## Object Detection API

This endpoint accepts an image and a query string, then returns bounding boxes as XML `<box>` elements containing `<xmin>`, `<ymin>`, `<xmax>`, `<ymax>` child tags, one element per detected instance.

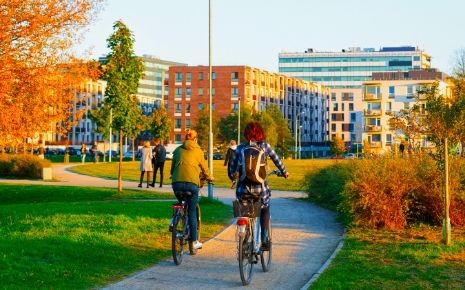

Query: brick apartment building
<box><xmin>166</xmin><ymin>65</ymin><xmax>331</xmax><ymax>157</ymax></box>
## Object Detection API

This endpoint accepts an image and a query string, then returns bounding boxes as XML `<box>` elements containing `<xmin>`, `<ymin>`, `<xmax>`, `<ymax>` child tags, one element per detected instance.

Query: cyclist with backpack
<box><xmin>227</xmin><ymin>121</ymin><xmax>288</xmax><ymax>250</ymax></box>
<box><xmin>170</xmin><ymin>129</ymin><xmax>213</xmax><ymax>250</ymax></box>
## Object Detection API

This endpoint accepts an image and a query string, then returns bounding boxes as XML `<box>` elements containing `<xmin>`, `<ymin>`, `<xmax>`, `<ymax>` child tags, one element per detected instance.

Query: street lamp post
<box><xmin>109</xmin><ymin>108</ymin><xmax>112</xmax><ymax>162</ymax></box>
<box><xmin>237</xmin><ymin>96</ymin><xmax>241</xmax><ymax>144</ymax></box>
<box><xmin>207</xmin><ymin>0</ymin><xmax>214</xmax><ymax>199</ymax></box>
<box><xmin>299</xmin><ymin>125</ymin><xmax>302</xmax><ymax>159</ymax></box>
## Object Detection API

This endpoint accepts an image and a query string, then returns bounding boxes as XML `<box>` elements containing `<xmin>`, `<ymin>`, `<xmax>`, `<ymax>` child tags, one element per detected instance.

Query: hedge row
<box><xmin>305</xmin><ymin>156</ymin><xmax>465</xmax><ymax>229</ymax></box>
<box><xmin>0</xmin><ymin>154</ymin><xmax>51</xmax><ymax>179</ymax></box>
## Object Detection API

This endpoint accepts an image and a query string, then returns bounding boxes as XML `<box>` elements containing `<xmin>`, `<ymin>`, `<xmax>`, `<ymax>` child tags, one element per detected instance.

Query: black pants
<box><xmin>152</xmin><ymin>161</ymin><xmax>165</xmax><ymax>186</ymax></box>
<box><xmin>260</xmin><ymin>205</ymin><xmax>270</xmax><ymax>243</ymax></box>
<box><xmin>139</xmin><ymin>171</ymin><xmax>151</xmax><ymax>186</ymax></box>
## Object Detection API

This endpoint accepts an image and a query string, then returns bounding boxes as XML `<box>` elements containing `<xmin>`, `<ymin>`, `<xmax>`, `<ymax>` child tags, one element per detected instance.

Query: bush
<box><xmin>0</xmin><ymin>154</ymin><xmax>51</xmax><ymax>179</ymax></box>
<box><xmin>305</xmin><ymin>155</ymin><xmax>465</xmax><ymax>229</ymax></box>
<box><xmin>305</xmin><ymin>162</ymin><xmax>354</xmax><ymax>211</ymax></box>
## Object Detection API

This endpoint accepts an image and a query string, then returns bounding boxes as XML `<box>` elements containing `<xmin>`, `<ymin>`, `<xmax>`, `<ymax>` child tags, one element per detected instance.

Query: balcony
<box><xmin>365</xmin><ymin>125</ymin><xmax>382</xmax><ymax>132</ymax></box>
<box><xmin>364</xmin><ymin>109</ymin><xmax>382</xmax><ymax>116</ymax></box>
<box><xmin>363</xmin><ymin>93</ymin><xmax>381</xmax><ymax>101</ymax></box>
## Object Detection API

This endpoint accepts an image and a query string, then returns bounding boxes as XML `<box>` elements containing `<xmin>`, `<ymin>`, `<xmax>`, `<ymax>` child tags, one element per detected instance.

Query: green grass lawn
<box><xmin>70</xmin><ymin>159</ymin><xmax>339</xmax><ymax>191</ymax></box>
<box><xmin>311</xmin><ymin>228</ymin><xmax>465</xmax><ymax>289</ymax></box>
<box><xmin>0</xmin><ymin>184</ymin><xmax>231</xmax><ymax>289</ymax></box>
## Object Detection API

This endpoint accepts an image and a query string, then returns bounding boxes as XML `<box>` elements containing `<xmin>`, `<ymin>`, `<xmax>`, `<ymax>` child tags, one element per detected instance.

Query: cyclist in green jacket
<box><xmin>171</xmin><ymin>129</ymin><xmax>213</xmax><ymax>250</ymax></box>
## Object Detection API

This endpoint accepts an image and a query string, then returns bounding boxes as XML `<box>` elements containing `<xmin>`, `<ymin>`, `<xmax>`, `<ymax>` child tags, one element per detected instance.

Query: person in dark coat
<box><xmin>151</xmin><ymin>138</ymin><xmax>167</xmax><ymax>188</ymax></box>
<box><xmin>224</xmin><ymin>140</ymin><xmax>237</xmax><ymax>167</ymax></box>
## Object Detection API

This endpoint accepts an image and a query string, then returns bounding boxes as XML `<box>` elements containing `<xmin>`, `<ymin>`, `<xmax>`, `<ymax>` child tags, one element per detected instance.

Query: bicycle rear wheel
<box><xmin>260</xmin><ymin>219</ymin><xmax>272</xmax><ymax>272</ymax></box>
<box><xmin>238</xmin><ymin>229</ymin><xmax>254</xmax><ymax>285</ymax></box>
<box><xmin>172</xmin><ymin>214</ymin><xmax>185</xmax><ymax>265</ymax></box>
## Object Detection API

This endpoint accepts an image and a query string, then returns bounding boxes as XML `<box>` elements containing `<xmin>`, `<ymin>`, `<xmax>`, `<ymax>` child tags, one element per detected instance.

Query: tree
<box><xmin>102</xmin><ymin>21</ymin><xmax>144</xmax><ymax>192</ymax></box>
<box><xmin>452</xmin><ymin>48</ymin><xmax>465</xmax><ymax>79</ymax></box>
<box><xmin>193</xmin><ymin>106</ymin><xmax>219</xmax><ymax>149</ymax></box>
<box><xmin>263</xmin><ymin>105</ymin><xmax>293</xmax><ymax>158</ymax></box>
<box><xmin>124</xmin><ymin>97</ymin><xmax>146</xmax><ymax>161</ymax></box>
<box><xmin>218</xmin><ymin>106</ymin><xmax>253</xmax><ymax>146</ymax></box>
<box><xmin>150</xmin><ymin>107</ymin><xmax>172</xmax><ymax>142</ymax></box>
<box><xmin>388</xmin><ymin>102</ymin><xmax>426</xmax><ymax>153</ymax></box>
<box><xmin>0</xmin><ymin>0</ymin><xmax>103</xmax><ymax>149</ymax></box>
<box><xmin>331</xmin><ymin>134</ymin><xmax>346</xmax><ymax>157</ymax></box>
<box><xmin>89</xmin><ymin>104</ymin><xmax>111</xmax><ymax>162</ymax></box>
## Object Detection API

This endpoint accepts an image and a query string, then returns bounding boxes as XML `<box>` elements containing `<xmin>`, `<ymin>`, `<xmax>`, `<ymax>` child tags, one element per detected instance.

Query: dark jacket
<box><xmin>224</xmin><ymin>146</ymin><xmax>237</xmax><ymax>166</ymax></box>
<box><xmin>152</xmin><ymin>144</ymin><xmax>166</xmax><ymax>163</ymax></box>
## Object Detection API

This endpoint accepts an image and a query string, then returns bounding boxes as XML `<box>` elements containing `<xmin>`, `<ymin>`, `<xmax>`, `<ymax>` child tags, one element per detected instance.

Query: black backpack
<box><xmin>239</xmin><ymin>142</ymin><xmax>267</xmax><ymax>184</ymax></box>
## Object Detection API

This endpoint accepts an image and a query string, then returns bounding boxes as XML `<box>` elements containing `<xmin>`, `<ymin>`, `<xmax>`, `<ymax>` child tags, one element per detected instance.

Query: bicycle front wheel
<box><xmin>238</xmin><ymin>229</ymin><xmax>254</xmax><ymax>285</ymax></box>
<box><xmin>260</xmin><ymin>219</ymin><xmax>272</xmax><ymax>272</ymax></box>
<box><xmin>172</xmin><ymin>214</ymin><xmax>185</xmax><ymax>265</ymax></box>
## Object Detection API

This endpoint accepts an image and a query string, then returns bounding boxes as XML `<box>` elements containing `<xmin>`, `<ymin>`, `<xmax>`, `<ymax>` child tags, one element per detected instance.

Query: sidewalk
<box><xmin>0</xmin><ymin>164</ymin><xmax>345</xmax><ymax>289</ymax></box>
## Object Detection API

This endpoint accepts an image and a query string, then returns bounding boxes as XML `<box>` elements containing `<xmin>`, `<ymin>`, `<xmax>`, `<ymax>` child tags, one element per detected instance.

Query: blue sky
<box><xmin>76</xmin><ymin>0</ymin><xmax>465</xmax><ymax>73</ymax></box>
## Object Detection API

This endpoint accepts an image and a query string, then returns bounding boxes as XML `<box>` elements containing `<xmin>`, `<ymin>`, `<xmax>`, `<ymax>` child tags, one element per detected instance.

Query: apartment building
<box><xmin>278</xmin><ymin>46</ymin><xmax>431</xmax><ymax>88</ymax></box>
<box><xmin>362</xmin><ymin>69</ymin><xmax>450</xmax><ymax>154</ymax></box>
<box><xmin>69</xmin><ymin>79</ymin><xmax>107</xmax><ymax>145</ymax></box>
<box><xmin>166</xmin><ymin>65</ymin><xmax>330</xmax><ymax>157</ymax></box>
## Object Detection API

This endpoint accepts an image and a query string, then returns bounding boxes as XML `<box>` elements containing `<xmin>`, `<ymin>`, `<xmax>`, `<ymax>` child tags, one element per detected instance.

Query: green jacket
<box><xmin>170</xmin><ymin>140</ymin><xmax>211</xmax><ymax>186</ymax></box>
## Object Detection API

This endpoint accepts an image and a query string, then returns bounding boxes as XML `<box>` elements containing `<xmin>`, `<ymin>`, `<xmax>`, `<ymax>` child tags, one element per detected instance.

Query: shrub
<box><xmin>0</xmin><ymin>154</ymin><xmax>51</xmax><ymax>179</ymax></box>
<box><xmin>305</xmin><ymin>162</ymin><xmax>354</xmax><ymax>211</ymax></box>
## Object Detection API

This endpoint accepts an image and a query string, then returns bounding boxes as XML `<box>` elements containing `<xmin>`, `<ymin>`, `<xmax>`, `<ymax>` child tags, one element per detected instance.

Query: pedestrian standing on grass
<box><xmin>139</xmin><ymin>141</ymin><xmax>153</xmax><ymax>188</ymax></box>
<box><xmin>224</xmin><ymin>139</ymin><xmax>237</xmax><ymax>167</ymax></box>
<box><xmin>151</xmin><ymin>138</ymin><xmax>166</xmax><ymax>188</ymax></box>
<box><xmin>81</xmin><ymin>144</ymin><xmax>87</xmax><ymax>163</ymax></box>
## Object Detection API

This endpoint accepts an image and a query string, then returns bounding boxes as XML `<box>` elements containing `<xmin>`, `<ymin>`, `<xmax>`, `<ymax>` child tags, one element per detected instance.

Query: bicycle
<box><xmin>233</xmin><ymin>169</ymin><xmax>282</xmax><ymax>285</ymax></box>
<box><xmin>170</xmin><ymin>190</ymin><xmax>202</xmax><ymax>265</ymax></box>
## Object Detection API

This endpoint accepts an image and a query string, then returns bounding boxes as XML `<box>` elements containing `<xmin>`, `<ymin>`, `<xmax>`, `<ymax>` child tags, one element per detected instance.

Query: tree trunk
<box><xmin>118</xmin><ymin>129</ymin><xmax>123</xmax><ymax>192</ymax></box>
<box><xmin>132</xmin><ymin>137</ymin><xmax>135</xmax><ymax>161</ymax></box>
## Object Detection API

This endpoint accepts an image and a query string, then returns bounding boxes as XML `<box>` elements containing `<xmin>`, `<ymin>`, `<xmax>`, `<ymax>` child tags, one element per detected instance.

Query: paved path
<box><xmin>0</xmin><ymin>164</ymin><xmax>345</xmax><ymax>289</ymax></box>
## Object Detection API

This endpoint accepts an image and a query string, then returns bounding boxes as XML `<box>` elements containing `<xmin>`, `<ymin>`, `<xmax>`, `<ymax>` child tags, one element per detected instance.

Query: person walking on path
<box><xmin>228</xmin><ymin>121</ymin><xmax>288</xmax><ymax>249</ymax></box>
<box><xmin>223</xmin><ymin>140</ymin><xmax>237</xmax><ymax>167</ymax></box>
<box><xmin>139</xmin><ymin>141</ymin><xmax>153</xmax><ymax>188</ymax></box>
<box><xmin>91</xmin><ymin>142</ymin><xmax>99</xmax><ymax>163</ymax></box>
<box><xmin>170</xmin><ymin>129</ymin><xmax>213</xmax><ymax>250</ymax></box>
<box><xmin>80</xmin><ymin>144</ymin><xmax>87</xmax><ymax>163</ymax></box>
<box><xmin>150</xmin><ymin>138</ymin><xmax>166</xmax><ymax>188</ymax></box>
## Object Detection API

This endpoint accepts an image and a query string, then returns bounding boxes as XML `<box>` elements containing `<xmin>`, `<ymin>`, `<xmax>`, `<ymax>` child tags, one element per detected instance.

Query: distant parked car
<box><xmin>105</xmin><ymin>150</ymin><xmax>119</xmax><ymax>158</ymax></box>
<box><xmin>213</xmin><ymin>152</ymin><xmax>224</xmax><ymax>160</ymax></box>
<box><xmin>344</xmin><ymin>153</ymin><xmax>356</xmax><ymax>159</ymax></box>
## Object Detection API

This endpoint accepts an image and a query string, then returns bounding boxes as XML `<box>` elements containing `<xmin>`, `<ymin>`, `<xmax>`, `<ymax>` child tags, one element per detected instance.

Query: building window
<box><xmin>198</xmin><ymin>72</ymin><xmax>204</xmax><ymax>80</ymax></box>
<box><xmin>389</xmin><ymin>86</ymin><xmax>395</xmax><ymax>96</ymax></box>
<box><xmin>386</xmin><ymin>134</ymin><xmax>392</xmax><ymax>144</ymax></box>
<box><xmin>186</xmin><ymin>72</ymin><xmax>192</xmax><ymax>82</ymax></box>
<box><xmin>212</xmin><ymin>103</ymin><xmax>216</xmax><ymax>110</ymax></box>
<box><xmin>404</xmin><ymin>102</ymin><xmax>410</xmax><ymax>110</ymax></box>
<box><xmin>350</xmin><ymin>112</ymin><xmax>356</xmax><ymax>122</ymax></box>
<box><xmin>175</xmin><ymin>119</ymin><xmax>182</xmax><ymax>129</ymax></box>
<box><xmin>175</xmin><ymin>87</ymin><xmax>182</xmax><ymax>97</ymax></box>
<box><xmin>342</xmin><ymin>103</ymin><xmax>345</xmax><ymax>111</ymax></box>
<box><xmin>211</xmin><ymin>88</ymin><xmax>215</xmax><ymax>96</ymax></box>
<box><xmin>175</xmin><ymin>72</ymin><xmax>182</xmax><ymax>82</ymax></box>
<box><xmin>175</xmin><ymin>103</ymin><xmax>182</xmax><ymax>113</ymax></box>
<box><xmin>175</xmin><ymin>134</ymin><xmax>182</xmax><ymax>143</ymax></box>
<box><xmin>198</xmin><ymin>88</ymin><xmax>204</xmax><ymax>96</ymax></box>
<box><xmin>231</xmin><ymin>87</ymin><xmax>238</xmax><ymax>98</ymax></box>
<box><xmin>186</xmin><ymin>87</ymin><xmax>191</xmax><ymax>97</ymax></box>
<box><xmin>331</xmin><ymin>124</ymin><xmax>336</xmax><ymax>131</ymax></box>
<box><xmin>331</xmin><ymin>93</ymin><xmax>336</xmax><ymax>101</ymax></box>
<box><xmin>413</xmin><ymin>56</ymin><xmax>420</xmax><ymax>61</ymax></box>
<box><xmin>332</xmin><ymin>103</ymin><xmax>338</xmax><ymax>111</ymax></box>
<box><xmin>349</xmin><ymin>103</ymin><xmax>354</xmax><ymax>111</ymax></box>
<box><xmin>212</xmin><ymin>72</ymin><xmax>216</xmax><ymax>80</ymax></box>
<box><xmin>186</xmin><ymin>119</ymin><xmax>191</xmax><ymax>129</ymax></box>
<box><xmin>231</xmin><ymin>72</ymin><xmax>239</xmax><ymax>82</ymax></box>
<box><xmin>186</xmin><ymin>103</ymin><xmax>191</xmax><ymax>113</ymax></box>
<box><xmin>407</xmin><ymin>85</ymin><xmax>414</xmax><ymax>96</ymax></box>
<box><xmin>198</xmin><ymin>103</ymin><xmax>204</xmax><ymax>110</ymax></box>
<box><xmin>232</xmin><ymin>103</ymin><xmax>239</xmax><ymax>111</ymax></box>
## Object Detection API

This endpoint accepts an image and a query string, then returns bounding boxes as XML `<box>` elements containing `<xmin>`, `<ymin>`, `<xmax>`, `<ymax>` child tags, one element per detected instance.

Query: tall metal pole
<box><xmin>109</xmin><ymin>108</ymin><xmax>112</xmax><ymax>162</ymax></box>
<box><xmin>207</xmin><ymin>0</ymin><xmax>214</xmax><ymax>199</ymax></box>
<box><xmin>237</xmin><ymin>96</ymin><xmax>241</xmax><ymax>143</ymax></box>
<box><xmin>294</xmin><ymin>116</ymin><xmax>298</xmax><ymax>159</ymax></box>
<box><xmin>299</xmin><ymin>126</ymin><xmax>302</xmax><ymax>159</ymax></box>
<box><xmin>442</xmin><ymin>137</ymin><xmax>451</xmax><ymax>245</ymax></box>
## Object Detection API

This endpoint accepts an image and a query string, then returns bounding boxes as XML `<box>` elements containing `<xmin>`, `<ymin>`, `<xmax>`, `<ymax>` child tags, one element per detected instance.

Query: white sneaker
<box><xmin>192</xmin><ymin>240</ymin><xmax>203</xmax><ymax>249</ymax></box>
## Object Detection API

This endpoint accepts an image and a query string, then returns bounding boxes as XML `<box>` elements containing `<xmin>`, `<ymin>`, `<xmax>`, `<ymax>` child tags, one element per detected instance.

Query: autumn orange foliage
<box><xmin>0</xmin><ymin>0</ymin><xmax>103</xmax><ymax>149</ymax></box>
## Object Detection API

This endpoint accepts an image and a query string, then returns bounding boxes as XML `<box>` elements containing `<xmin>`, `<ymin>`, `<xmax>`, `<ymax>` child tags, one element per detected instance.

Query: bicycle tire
<box><xmin>260</xmin><ymin>219</ymin><xmax>272</xmax><ymax>272</ymax></box>
<box><xmin>238</xmin><ymin>228</ymin><xmax>254</xmax><ymax>285</ymax></box>
<box><xmin>172</xmin><ymin>213</ymin><xmax>185</xmax><ymax>265</ymax></box>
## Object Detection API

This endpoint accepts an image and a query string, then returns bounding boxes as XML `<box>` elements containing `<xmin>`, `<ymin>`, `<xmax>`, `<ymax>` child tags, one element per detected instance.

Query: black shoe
<box><xmin>137</xmin><ymin>184</ymin><xmax>142</xmax><ymax>188</ymax></box>
<box><xmin>147</xmin><ymin>185</ymin><xmax>150</xmax><ymax>188</ymax></box>
<box><xmin>150</xmin><ymin>183</ymin><xmax>155</xmax><ymax>187</ymax></box>
<box><xmin>159</xmin><ymin>185</ymin><xmax>163</xmax><ymax>188</ymax></box>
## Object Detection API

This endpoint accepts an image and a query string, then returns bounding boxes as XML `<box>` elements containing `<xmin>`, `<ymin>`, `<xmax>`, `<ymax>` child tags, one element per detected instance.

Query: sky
<box><xmin>76</xmin><ymin>0</ymin><xmax>465</xmax><ymax>74</ymax></box>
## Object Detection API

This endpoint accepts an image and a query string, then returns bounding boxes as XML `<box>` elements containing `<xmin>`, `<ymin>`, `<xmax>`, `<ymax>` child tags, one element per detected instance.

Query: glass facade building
<box><xmin>278</xmin><ymin>46</ymin><xmax>431</xmax><ymax>88</ymax></box>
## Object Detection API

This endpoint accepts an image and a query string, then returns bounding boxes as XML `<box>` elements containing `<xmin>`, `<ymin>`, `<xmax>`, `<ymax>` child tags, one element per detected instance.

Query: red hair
<box><xmin>244</xmin><ymin>122</ymin><xmax>265</xmax><ymax>142</ymax></box>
